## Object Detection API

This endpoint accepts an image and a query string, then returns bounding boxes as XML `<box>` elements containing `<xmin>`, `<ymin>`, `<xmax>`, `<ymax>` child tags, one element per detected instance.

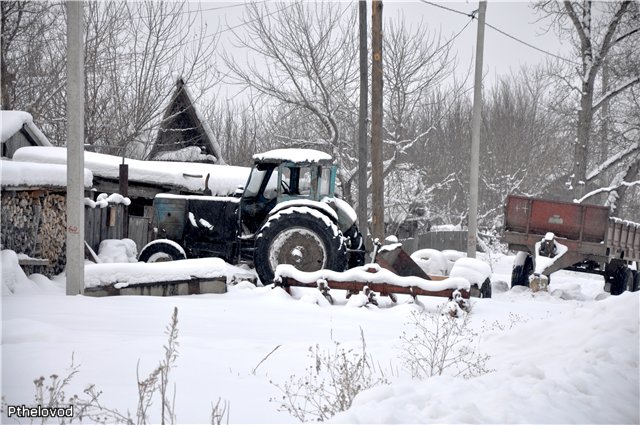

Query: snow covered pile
<box><xmin>1</xmin><ymin>250</ymin><xmax>62</xmax><ymax>295</ymax></box>
<box><xmin>96</xmin><ymin>239</ymin><xmax>138</xmax><ymax>263</ymax></box>
<box><xmin>332</xmin><ymin>292</ymin><xmax>639</xmax><ymax>424</ymax></box>
<box><xmin>85</xmin><ymin>257</ymin><xmax>256</xmax><ymax>288</ymax></box>
<box><xmin>85</xmin><ymin>193</ymin><xmax>131</xmax><ymax>208</ymax></box>
<box><xmin>411</xmin><ymin>248</ymin><xmax>451</xmax><ymax>276</ymax></box>
<box><xmin>449</xmin><ymin>257</ymin><xmax>492</xmax><ymax>286</ymax></box>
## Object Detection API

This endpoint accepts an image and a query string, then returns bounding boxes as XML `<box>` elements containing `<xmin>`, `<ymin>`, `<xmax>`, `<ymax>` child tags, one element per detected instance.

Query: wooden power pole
<box><xmin>357</xmin><ymin>0</ymin><xmax>369</xmax><ymax>246</ymax></box>
<box><xmin>66</xmin><ymin>0</ymin><xmax>85</xmax><ymax>295</ymax></box>
<box><xmin>467</xmin><ymin>1</ymin><xmax>487</xmax><ymax>258</ymax></box>
<box><xmin>371</xmin><ymin>0</ymin><xmax>384</xmax><ymax>241</ymax></box>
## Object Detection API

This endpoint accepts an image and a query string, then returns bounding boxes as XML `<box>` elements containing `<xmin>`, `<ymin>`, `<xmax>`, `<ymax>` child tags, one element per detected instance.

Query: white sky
<box><xmin>197</xmin><ymin>1</ymin><xmax>572</xmax><ymax>102</ymax></box>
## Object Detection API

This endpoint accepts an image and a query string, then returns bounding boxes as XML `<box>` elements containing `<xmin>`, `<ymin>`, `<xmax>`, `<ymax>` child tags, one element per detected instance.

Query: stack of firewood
<box><xmin>1</xmin><ymin>192</ymin><xmax>39</xmax><ymax>251</ymax></box>
<box><xmin>37</xmin><ymin>194</ymin><xmax>67</xmax><ymax>274</ymax></box>
<box><xmin>1</xmin><ymin>191</ymin><xmax>67</xmax><ymax>275</ymax></box>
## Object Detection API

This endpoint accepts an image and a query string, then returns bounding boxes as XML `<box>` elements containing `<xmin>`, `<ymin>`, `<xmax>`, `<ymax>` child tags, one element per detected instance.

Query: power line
<box><xmin>132</xmin><ymin>2</ymin><xmax>248</xmax><ymax>21</ymax></box>
<box><xmin>420</xmin><ymin>1</ymin><xmax>473</xmax><ymax>19</ymax></box>
<box><xmin>419</xmin><ymin>0</ymin><xmax>578</xmax><ymax>65</ymax></box>
<box><xmin>484</xmin><ymin>22</ymin><xmax>579</xmax><ymax>65</ymax></box>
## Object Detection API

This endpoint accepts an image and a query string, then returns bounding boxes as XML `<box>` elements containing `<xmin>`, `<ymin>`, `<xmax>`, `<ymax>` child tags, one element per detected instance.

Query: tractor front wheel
<box><xmin>138</xmin><ymin>239</ymin><xmax>187</xmax><ymax>263</ymax></box>
<box><xmin>254</xmin><ymin>208</ymin><xmax>347</xmax><ymax>285</ymax></box>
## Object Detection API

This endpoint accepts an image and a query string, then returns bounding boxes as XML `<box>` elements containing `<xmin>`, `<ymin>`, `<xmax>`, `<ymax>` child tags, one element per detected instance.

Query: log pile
<box><xmin>1</xmin><ymin>190</ymin><xmax>67</xmax><ymax>276</ymax></box>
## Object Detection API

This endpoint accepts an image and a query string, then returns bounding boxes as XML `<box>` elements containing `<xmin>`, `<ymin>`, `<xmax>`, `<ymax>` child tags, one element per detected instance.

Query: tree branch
<box><xmin>592</xmin><ymin>75</ymin><xmax>640</xmax><ymax>112</ymax></box>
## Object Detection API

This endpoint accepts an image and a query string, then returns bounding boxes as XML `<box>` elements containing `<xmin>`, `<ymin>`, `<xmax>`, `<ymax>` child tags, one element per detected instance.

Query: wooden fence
<box><xmin>85</xmin><ymin>205</ymin><xmax>152</xmax><ymax>254</ymax></box>
<box><xmin>401</xmin><ymin>231</ymin><xmax>483</xmax><ymax>254</ymax></box>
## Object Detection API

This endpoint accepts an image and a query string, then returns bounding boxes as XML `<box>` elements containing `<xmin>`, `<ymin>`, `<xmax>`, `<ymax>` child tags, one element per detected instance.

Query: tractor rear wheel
<box><xmin>255</xmin><ymin>208</ymin><xmax>347</xmax><ymax>285</ymax></box>
<box><xmin>139</xmin><ymin>239</ymin><xmax>187</xmax><ymax>263</ymax></box>
<box><xmin>511</xmin><ymin>252</ymin><xmax>533</xmax><ymax>288</ymax></box>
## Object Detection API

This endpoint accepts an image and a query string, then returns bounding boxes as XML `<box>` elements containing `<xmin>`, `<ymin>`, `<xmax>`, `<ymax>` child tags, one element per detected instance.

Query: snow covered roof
<box><xmin>1</xmin><ymin>159</ymin><xmax>92</xmax><ymax>189</ymax></box>
<box><xmin>13</xmin><ymin>146</ymin><xmax>250</xmax><ymax>196</ymax></box>
<box><xmin>253</xmin><ymin>149</ymin><xmax>332</xmax><ymax>164</ymax></box>
<box><xmin>1</xmin><ymin>110</ymin><xmax>52</xmax><ymax>146</ymax></box>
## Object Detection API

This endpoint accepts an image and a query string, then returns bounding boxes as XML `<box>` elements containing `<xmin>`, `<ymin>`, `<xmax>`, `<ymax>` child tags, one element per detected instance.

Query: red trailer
<box><xmin>502</xmin><ymin>195</ymin><xmax>639</xmax><ymax>295</ymax></box>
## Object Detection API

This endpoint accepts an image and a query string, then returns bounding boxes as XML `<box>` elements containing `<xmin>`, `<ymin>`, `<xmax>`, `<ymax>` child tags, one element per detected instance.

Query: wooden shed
<box><xmin>1</xmin><ymin>110</ymin><xmax>52</xmax><ymax>158</ymax></box>
<box><xmin>148</xmin><ymin>78</ymin><xmax>225</xmax><ymax>164</ymax></box>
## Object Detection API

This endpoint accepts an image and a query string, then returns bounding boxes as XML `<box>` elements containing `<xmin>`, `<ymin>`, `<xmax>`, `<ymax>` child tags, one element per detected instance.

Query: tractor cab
<box><xmin>240</xmin><ymin>150</ymin><xmax>337</xmax><ymax>234</ymax></box>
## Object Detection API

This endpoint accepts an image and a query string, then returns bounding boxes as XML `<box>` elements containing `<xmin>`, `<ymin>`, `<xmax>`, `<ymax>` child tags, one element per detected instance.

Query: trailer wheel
<box><xmin>255</xmin><ymin>209</ymin><xmax>347</xmax><ymax>285</ymax></box>
<box><xmin>138</xmin><ymin>239</ymin><xmax>187</xmax><ymax>262</ymax></box>
<box><xmin>632</xmin><ymin>270</ymin><xmax>639</xmax><ymax>292</ymax></box>
<box><xmin>480</xmin><ymin>278</ymin><xmax>492</xmax><ymax>298</ymax></box>
<box><xmin>610</xmin><ymin>266</ymin><xmax>633</xmax><ymax>296</ymax></box>
<box><xmin>511</xmin><ymin>252</ymin><xmax>533</xmax><ymax>288</ymax></box>
<box><xmin>470</xmin><ymin>278</ymin><xmax>492</xmax><ymax>298</ymax></box>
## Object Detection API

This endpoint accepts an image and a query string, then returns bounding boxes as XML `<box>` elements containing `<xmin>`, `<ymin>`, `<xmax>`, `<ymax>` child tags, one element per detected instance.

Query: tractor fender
<box><xmin>268</xmin><ymin>199</ymin><xmax>338</xmax><ymax>226</ymax></box>
<box><xmin>323</xmin><ymin>196</ymin><xmax>358</xmax><ymax>232</ymax></box>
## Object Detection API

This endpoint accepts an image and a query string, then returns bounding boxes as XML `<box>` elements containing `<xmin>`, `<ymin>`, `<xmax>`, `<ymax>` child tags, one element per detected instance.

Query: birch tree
<box><xmin>537</xmin><ymin>1</ymin><xmax>640</xmax><ymax>206</ymax></box>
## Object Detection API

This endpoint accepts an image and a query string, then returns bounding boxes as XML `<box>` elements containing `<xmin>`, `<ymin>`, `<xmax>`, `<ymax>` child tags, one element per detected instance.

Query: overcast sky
<box><xmin>199</xmin><ymin>1</ymin><xmax>572</xmax><ymax>101</ymax></box>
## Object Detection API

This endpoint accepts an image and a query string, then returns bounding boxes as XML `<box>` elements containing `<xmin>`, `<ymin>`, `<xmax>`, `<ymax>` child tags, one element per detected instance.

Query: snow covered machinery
<box><xmin>502</xmin><ymin>195</ymin><xmax>640</xmax><ymax>295</ymax></box>
<box><xmin>138</xmin><ymin>149</ymin><xmax>365</xmax><ymax>285</ymax></box>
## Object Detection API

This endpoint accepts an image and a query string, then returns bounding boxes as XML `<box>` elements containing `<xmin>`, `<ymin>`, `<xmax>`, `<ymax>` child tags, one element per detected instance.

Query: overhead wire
<box><xmin>132</xmin><ymin>2</ymin><xmax>248</xmax><ymax>21</ymax></box>
<box><xmin>419</xmin><ymin>0</ymin><xmax>579</xmax><ymax>65</ymax></box>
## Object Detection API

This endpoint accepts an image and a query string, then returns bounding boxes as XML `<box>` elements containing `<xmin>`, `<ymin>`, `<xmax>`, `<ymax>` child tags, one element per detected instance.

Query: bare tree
<box><xmin>96</xmin><ymin>1</ymin><xmax>219</xmax><ymax>158</ymax></box>
<box><xmin>1</xmin><ymin>1</ymin><xmax>219</xmax><ymax>159</ymax></box>
<box><xmin>536</xmin><ymin>1</ymin><xmax>640</xmax><ymax>203</ymax></box>
<box><xmin>478</xmin><ymin>66</ymin><xmax>568</xmax><ymax>227</ymax></box>
<box><xmin>380</xmin><ymin>17</ymin><xmax>462</xmax><ymax>235</ymax></box>
<box><xmin>1</xmin><ymin>1</ymin><xmax>65</xmax><ymax>138</ymax></box>
<box><xmin>224</xmin><ymin>1</ymin><xmax>360</xmax><ymax>201</ymax></box>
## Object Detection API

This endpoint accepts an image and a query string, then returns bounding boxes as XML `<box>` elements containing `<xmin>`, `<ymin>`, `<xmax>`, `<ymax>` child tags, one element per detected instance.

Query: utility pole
<box><xmin>357</xmin><ymin>0</ymin><xmax>369</xmax><ymax>246</ymax></box>
<box><xmin>371</xmin><ymin>0</ymin><xmax>384</xmax><ymax>241</ymax></box>
<box><xmin>467</xmin><ymin>0</ymin><xmax>487</xmax><ymax>259</ymax></box>
<box><xmin>66</xmin><ymin>0</ymin><xmax>84</xmax><ymax>295</ymax></box>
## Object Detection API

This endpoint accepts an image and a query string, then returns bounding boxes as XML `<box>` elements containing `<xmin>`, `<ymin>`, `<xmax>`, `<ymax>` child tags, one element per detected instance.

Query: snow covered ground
<box><xmin>2</xmin><ymin>250</ymin><xmax>639</xmax><ymax>424</ymax></box>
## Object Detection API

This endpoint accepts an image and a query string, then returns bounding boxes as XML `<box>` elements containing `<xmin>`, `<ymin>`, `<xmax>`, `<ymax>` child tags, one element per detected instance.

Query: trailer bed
<box><xmin>503</xmin><ymin>195</ymin><xmax>640</xmax><ymax>264</ymax></box>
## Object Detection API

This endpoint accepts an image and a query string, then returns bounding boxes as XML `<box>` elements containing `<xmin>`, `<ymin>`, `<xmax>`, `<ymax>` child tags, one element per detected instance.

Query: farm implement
<box><xmin>273</xmin><ymin>242</ymin><xmax>490</xmax><ymax>307</ymax></box>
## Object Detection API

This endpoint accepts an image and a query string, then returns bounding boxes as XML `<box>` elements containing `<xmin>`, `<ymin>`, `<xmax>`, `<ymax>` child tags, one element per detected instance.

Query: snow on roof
<box><xmin>1</xmin><ymin>159</ymin><xmax>92</xmax><ymax>188</ymax></box>
<box><xmin>1</xmin><ymin>110</ymin><xmax>52</xmax><ymax>146</ymax></box>
<box><xmin>13</xmin><ymin>146</ymin><xmax>250</xmax><ymax>195</ymax></box>
<box><xmin>253</xmin><ymin>149</ymin><xmax>332</xmax><ymax>163</ymax></box>
<box><xmin>152</xmin><ymin>146</ymin><xmax>218</xmax><ymax>163</ymax></box>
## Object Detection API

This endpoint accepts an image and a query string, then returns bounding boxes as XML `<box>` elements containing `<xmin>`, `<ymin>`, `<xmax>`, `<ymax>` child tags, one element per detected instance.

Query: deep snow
<box><xmin>1</xmin><ymin>249</ymin><xmax>639</xmax><ymax>424</ymax></box>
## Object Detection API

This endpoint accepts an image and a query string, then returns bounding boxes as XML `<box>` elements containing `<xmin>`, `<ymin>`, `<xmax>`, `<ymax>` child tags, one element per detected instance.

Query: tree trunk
<box><xmin>371</xmin><ymin>0</ymin><xmax>384</xmax><ymax>240</ymax></box>
<box><xmin>613</xmin><ymin>158</ymin><xmax>640</xmax><ymax>217</ymax></box>
<box><xmin>572</xmin><ymin>82</ymin><xmax>594</xmax><ymax>200</ymax></box>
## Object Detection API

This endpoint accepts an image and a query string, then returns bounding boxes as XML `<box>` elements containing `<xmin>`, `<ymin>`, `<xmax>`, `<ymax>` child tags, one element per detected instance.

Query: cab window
<box><xmin>317</xmin><ymin>167</ymin><xmax>332</xmax><ymax>196</ymax></box>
